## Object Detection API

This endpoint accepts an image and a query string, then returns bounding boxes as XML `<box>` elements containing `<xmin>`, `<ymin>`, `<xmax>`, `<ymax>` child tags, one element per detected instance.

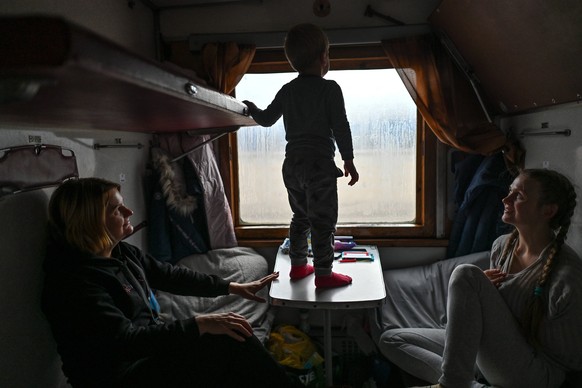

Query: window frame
<box><xmin>222</xmin><ymin>44</ymin><xmax>440</xmax><ymax>246</ymax></box>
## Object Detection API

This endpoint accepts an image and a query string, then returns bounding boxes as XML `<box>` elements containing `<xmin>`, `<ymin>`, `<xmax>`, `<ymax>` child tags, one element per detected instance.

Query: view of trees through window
<box><xmin>235</xmin><ymin>68</ymin><xmax>417</xmax><ymax>225</ymax></box>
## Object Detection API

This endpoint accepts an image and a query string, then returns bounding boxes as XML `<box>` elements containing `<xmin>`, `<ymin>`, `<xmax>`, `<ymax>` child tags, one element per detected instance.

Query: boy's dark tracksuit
<box><xmin>248</xmin><ymin>74</ymin><xmax>354</xmax><ymax>275</ymax></box>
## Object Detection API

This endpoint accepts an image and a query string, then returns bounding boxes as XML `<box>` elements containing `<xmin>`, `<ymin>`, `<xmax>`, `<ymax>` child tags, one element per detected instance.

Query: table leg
<box><xmin>324</xmin><ymin>309</ymin><xmax>333</xmax><ymax>387</ymax></box>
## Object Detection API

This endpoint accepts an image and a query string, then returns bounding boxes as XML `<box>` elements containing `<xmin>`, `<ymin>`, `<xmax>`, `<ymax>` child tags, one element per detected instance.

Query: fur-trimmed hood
<box><xmin>150</xmin><ymin>147</ymin><xmax>197</xmax><ymax>216</ymax></box>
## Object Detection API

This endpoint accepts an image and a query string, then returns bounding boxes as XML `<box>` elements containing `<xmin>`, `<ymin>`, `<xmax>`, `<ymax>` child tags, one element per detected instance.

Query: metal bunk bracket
<box><xmin>436</xmin><ymin>30</ymin><xmax>494</xmax><ymax>123</ymax></box>
<box><xmin>170</xmin><ymin>132</ymin><xmax>230</xmax><ymax>163</ymax></box>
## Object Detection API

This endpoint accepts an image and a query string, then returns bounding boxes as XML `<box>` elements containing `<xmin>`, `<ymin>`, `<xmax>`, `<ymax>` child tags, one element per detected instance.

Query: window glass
<box><xmin>235</xmin><ymin>68</ymin><xmax>417</xmax><ymax>226</ymax></box>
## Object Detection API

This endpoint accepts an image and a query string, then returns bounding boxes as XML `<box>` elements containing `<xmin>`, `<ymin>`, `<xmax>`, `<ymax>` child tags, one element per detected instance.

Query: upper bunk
<box><xmin>0</xmin><ymin>16</ymin><xmax>256</xmax><ymax>135</ymax></box>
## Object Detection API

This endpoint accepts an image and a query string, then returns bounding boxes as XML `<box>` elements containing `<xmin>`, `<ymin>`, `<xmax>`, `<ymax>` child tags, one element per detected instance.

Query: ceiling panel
<box><xmin>430</xmin><ymin>0</ymin><xmax>582</xmax><ymax>114</ymax></box>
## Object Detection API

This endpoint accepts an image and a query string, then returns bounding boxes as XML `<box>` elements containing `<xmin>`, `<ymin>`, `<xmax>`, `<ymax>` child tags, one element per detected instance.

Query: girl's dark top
<box><xmin>41</xmin><ymin>240</ymin><xmax>230</xmax><ymax>387</ymax></box>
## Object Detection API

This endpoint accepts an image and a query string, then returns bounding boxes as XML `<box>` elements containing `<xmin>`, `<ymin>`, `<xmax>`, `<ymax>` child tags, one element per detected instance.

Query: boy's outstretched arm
<box><xmin>242</xmin><ymin>98</ymin><xmax>283</xmax><ymax>127</ymax></box>
<box><xmin>343</xmin><ymin>159</ymin><xmax>359</xmax><ymax>186</ymax></box>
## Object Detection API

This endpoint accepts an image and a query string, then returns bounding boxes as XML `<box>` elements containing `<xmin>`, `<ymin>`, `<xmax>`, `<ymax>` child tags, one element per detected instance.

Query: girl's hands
<box><xmin>484</xmin><ymin>268</ymin><xmax>507</xmax><ymax>287</ymax></box>
<box><xmin>228</xmin><ymin>272</ymin><xmax>280</xmax><ymax>303</ymax></box>
<box><xmin>196</xmin><ymin>312</ymin><xmax>253</xmax><ymax>342</ymax></box>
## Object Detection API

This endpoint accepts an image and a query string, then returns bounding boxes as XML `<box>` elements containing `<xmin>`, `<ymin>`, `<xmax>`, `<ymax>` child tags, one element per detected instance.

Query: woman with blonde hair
<box><xmin>42</xmin><ymin>177</ymin><xmax>296</xmax><ymax>388</ymax></box>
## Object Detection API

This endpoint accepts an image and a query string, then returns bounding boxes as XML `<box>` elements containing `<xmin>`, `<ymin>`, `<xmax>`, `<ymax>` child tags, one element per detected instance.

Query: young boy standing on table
<box><xmin>244</xmin><ymin>23</ymin><xmax>359</xmax><ymax>289</ymax></box>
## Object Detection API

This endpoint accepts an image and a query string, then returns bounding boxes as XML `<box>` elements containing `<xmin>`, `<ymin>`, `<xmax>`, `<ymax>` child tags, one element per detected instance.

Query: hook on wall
<box><xmin>93</xmin><ymin>143</ymin><xmax>144</xmax><ymax>150</ymax></box>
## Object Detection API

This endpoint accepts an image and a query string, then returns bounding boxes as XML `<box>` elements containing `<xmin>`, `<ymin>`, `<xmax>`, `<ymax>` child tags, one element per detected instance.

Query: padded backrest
<box><xmin>0</xmin><ymin>190</ymin><xmax>71</xmax><ymax>388</ymax></box>
<box><xmin>376</xmin><ymin>250</ymin><xmax>490</xmax><ymax>332</ymax></box>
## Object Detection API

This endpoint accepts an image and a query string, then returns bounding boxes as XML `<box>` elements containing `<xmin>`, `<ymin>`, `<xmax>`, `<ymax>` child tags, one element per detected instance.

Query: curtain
<box><xmin>191</xmin><ymin>42</ymin><xmax>256</xmax><ymax>248</ymax></box>
<box><xmin>382</xmin><ymin>34</ymin><xmax>523</xmax><ymax>167</ymax></box>
<box><xmin>382</xmin><ymin>35</ymin><xmax>523</xmax><ymax>257</ymax></box>
<box><xmin>201</xmin><ymin>42</ymin><xmax>256</xmax><ymax>94</ymax></box>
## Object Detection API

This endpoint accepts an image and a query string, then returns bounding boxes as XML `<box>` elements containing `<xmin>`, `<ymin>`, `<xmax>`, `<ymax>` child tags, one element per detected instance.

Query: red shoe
<box><xmin>315</xmin><ymin>272</ymin><xmax>352</xmax><ymax>288</ymax></box>
<box><xmin>289</xmin><ymin>264</ymin><xmax>315</xmax><ymax>280</ymax></box>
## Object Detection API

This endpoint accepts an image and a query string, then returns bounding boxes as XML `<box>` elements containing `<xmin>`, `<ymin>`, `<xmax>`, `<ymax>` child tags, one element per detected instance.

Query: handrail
<box><xmin>519</xmin><ymin>129</ymin><xmax>571</xmax><ymax>137</ymax></box>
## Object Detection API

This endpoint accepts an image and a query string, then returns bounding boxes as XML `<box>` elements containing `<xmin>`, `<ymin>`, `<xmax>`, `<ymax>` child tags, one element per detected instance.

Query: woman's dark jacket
<box><xmin>41</xmin><ymin>240</ymin><xmax>230</xmax><ymax>387</ymax></box>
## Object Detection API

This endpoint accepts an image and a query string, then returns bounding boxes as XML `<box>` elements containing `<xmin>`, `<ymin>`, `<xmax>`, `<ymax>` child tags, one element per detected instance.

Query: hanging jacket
<box><xmin>146</xmin><ymin>147</ymin><xmax>210</xmax><ymax>263</ymax></box>
<box><xmin>447</xmin><ymin>152</ymin><xmax>513</xmax><ymax>258</ymax></box>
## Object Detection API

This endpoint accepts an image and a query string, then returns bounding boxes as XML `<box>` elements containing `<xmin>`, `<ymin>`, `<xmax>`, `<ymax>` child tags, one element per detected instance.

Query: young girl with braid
<box><xmin>413</xmin><ymin>169</ymin><xmax>582</xmax><ymax>388</ymax></box>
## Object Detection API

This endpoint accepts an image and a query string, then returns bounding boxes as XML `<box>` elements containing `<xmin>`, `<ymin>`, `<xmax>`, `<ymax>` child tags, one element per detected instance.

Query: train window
<box><xmin>230</xmin><ymin>49</ymin><xmax>437</xmax><ymax>244</ymax></box>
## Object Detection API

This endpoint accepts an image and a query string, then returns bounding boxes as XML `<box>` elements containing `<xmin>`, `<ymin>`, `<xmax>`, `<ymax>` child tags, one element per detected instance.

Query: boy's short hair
<box><xmin>284</xmin><ymin>23</ymin><xmax>329</xmax><ymax>73</ymax></box>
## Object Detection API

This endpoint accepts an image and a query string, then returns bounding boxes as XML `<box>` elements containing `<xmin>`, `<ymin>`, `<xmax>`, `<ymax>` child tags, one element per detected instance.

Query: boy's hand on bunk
<box><xmin>344</xmin><ymin>159</ymin><xmax>359</xmax><ymax>186</ymax></box>
<box><xmin>229</xmin><ymin>272</ymin><xmax>280</xmax><ymax>303</ymax></box>
<box><xmin>242</xmin><ymin>100</ymin><xmax>258</xmax><ymax>114</ymax></box>
<box><xmin>196</xmin><ymin>312</ymin><xmax>253</xmax><ymax>342</ymax></box>
<box><xmin>484</xmin><ymin>268</ymin><xmax>507</xmax><ymax>287</ymax></box>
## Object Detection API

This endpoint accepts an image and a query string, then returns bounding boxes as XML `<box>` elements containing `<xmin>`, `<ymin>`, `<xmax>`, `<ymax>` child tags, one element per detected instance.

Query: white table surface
<box><xmin>269</xmin><ymin>245</ymin><xmax>386</xmax><ymax>309</ymax></box>
<box><xmin>269</xmin><ymin>245</ymin><xmax>386</xmax><ymax>387</ymax></box>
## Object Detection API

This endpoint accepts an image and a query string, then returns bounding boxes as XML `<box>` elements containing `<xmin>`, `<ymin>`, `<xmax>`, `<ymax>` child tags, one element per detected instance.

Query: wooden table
<box><xmin>269</xmin><ymin>245</ymin><xmax>386</xmax><ymax>387</ymax></box>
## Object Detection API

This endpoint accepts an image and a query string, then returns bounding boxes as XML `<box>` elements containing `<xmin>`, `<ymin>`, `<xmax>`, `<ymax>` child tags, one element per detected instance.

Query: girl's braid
<box><xmin>498</xmin><ymin>229</ymin><xmax>519</xmax><ymax>268</ymax></box>
<box><xmin>520</xmin><ymin>169</ymin><xmax>577</xmax><ymax>345</ymax></box>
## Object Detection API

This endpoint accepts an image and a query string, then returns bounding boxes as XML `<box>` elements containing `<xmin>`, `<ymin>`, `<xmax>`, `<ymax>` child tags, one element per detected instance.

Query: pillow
<box><xmin>155</xmin><ymin>247</ymin><xmax>274</xmax><ymax>342</ymax></box>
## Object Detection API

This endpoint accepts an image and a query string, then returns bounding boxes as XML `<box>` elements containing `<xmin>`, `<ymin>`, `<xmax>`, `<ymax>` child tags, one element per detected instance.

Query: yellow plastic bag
<box><xmin>268</xmin><ymin>325</ymin><xmax>324</xmax><ymax>370</ymax></box>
